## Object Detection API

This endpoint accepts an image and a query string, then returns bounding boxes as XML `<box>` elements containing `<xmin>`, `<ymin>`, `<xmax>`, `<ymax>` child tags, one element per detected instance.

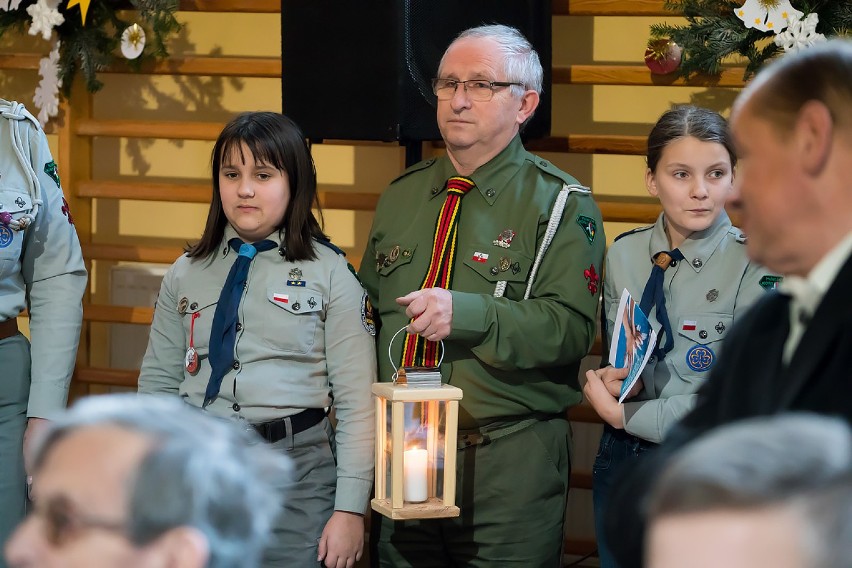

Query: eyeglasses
<box><xmin>28</xmin><ymin>495</ymin><xmax>128</xmax><ymax>546</ymax></box>
<box><xmin>431</xmin><ymin>78</ymin><xmax>524</xmax><ymax>102</ymax></box>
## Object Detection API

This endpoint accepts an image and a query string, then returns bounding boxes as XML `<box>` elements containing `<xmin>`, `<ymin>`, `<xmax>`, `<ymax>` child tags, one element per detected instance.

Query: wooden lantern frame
<box><xmin>371</xmin><ymin>382</ymin><xmax>463</xmax><ymax>520</ymax></box>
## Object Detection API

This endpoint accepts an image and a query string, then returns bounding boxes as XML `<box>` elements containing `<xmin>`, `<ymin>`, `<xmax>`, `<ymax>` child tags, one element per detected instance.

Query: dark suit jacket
<box><xmin>606</xmin><ymin>252</ymin><xmax>852</xmax><ymax>568</ymax></box>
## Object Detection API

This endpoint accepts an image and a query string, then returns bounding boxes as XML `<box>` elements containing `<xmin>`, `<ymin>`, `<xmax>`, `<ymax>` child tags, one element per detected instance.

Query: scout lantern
<box><xmin>371</xmin><ymin>380</ymin><xmax>463</xmax><ymax>520</ymax></box>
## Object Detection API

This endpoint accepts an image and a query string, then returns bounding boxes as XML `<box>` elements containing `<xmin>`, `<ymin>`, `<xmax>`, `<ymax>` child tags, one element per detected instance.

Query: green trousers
<box><xmin>0</xmin><ymin>334</ymin><xmax>29</xmax><ymax>565</ymax></box>
<box><xmin>372</xmin><ymin>417</ymin><xmax>571</xmax><ymax>567</ymax></box>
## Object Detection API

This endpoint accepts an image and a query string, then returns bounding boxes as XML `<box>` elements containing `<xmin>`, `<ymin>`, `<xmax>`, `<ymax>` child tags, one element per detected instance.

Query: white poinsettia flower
<box><xmin>774</xmin><ymin>12</ymin><xmax>827</xmax><ymax>52</ymax></box>
<box><xmin>26</xmin><ymin>0</ymin><xmax>64</xmax><ymax>41</ymax></box>
<box><xmin>735</xmin><ymin>0</ymin><xmax>803</xmax><ymax>33</ymax></box>
<box><xmin>34</xmin><ymin>41</ymin><xmax>62</xmax><ymax>126</ymax></box>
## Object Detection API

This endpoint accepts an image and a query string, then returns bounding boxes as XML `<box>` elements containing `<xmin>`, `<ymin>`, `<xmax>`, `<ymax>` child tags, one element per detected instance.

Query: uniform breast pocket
<box><xmin>263</xmin><ymin>286</ymin><xmax>326</xmax><ymax>354</ymax></box>
<box><xmin>460</xmin><ymin>244</ymin><xmax>531</xmax><ymax>297</ymax></box>
<box><xmin>0</xmin><ymin>189</ymin><xmax>33</xmax><ymax>278</ymax></box>
<box><xmin>674</xmin><ymin>314</ymin><xmax>733</xmax><ymax>377</ymax></box>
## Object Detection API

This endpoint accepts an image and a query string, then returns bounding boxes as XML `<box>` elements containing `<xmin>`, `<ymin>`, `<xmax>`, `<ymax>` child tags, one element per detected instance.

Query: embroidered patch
<box><xmin>583</xmin><ymin>264</ymin><xmax>599</xmax><ymax>295</ymax></box>
<box><xmin>706</xmin><ymin>289</ymin><xmax>719</xmax><ymax>302</ymax></box>
<box><xmin>361</xmin><ymin>291</ymin><xmax>376</xmax><ymax>336</ymax></box>
<box><xmin>576</xmin><ymin>215</ymin><xmax>597</xmax><ymax>244</ymax></box>
<box><xmin>44</xmin><ymin>160</ymin><xmax>61</xmax><ymax>188</ymax></box>
<box><xmin>0</xmin><ymin>225</ymin><xmax>12</xmax><ymax>248</ymax></box>
<box><xmin>715</xmin><ymin>321</ymin><xmax>726</xmax><ymax>334</ymax></box>
<box><xmin>289</xmin><ymin>267</ymin><xmax>302</xmax><ymax>280</ymax></box>
<box><xmin>272</xmin><ymin>293</ymin><xmax>289</xmax><ymax>305</ymax></box>
<box><xmin>759</xmin><ymin>275</ymin><xmax>783</xmax><ymax>290</ymax></box>
<box><xmin>286</xmin><ymin>280</ymin><xmax>306</xmax><ymax>287</ymax></box>
<box><xmin>682</xmin><ymin>320</ymin><xmax>697</xmax><ymax>331</ymax></box>
<box><xmin>686</xmin><ymin>345</ymin><xmax>715</xmax><ymax>372</ymax></box>
<box><xmin>61</xmin><ymin>197</ymin><xmax>74</xmax><ymax>225</ymax></box>
<box><xmin>472</xmin><ymin>252</ymin><xmax>488</xmax><ymax>262</ymax></box>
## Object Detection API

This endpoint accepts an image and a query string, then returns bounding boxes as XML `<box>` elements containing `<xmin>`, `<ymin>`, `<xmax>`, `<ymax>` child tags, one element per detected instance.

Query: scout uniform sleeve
<box><xmin>735</xmin><ymin>261</ymin><xmax>780</xmax><ymax>320</ymax></box>
<box><xmin>325</xmin><ymin>254</ymin><xmax>377</xmax><ymax>513</ymax></box>
<box><xmin>138</xmin><ymin>263</ymin><xmax>187</xmax><ymax>393</ymax></box>
<box><xmin>622</xmin><ymin>393</ymin><xmax>697</xmax><ymax>444</ymax></box>
<box><xmin>449</xmin><ymin>193</ymin><xmax>605</xmax><ymax>370</ymax></box>
<box><xmin>21</xmin><ymin>122</ymin><xmax>86</xmax><ymax>420</ymax></box>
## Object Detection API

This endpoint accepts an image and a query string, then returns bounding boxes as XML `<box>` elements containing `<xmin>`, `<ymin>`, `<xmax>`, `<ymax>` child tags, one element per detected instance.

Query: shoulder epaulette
<box><xmin>314</xmin><ymin>236</ymin><xmax>346</xmax><ymax>257</ymax></box>
<box><xmin>614</xmin><ymin>224</ymin><xmax>654</xmax><ymax>243</ymax></box>
<box><xmin>729</xmin><ymin>226</ymin><xmax>748</xmax><ymax>244</ymax></box>
<box><xmin>529</xmin><ymin>154</ymin><xmax>582</xmax><ymax>187</ymax></box>
<box><xmin>314</xmin><ymin>237</ymin><xmax>364</xmax><ymax>284</ymax></box>
<box><xmin>389</xmin><ymin>157</ymin><xmax>437</xmax><ymax>184</ymax></box>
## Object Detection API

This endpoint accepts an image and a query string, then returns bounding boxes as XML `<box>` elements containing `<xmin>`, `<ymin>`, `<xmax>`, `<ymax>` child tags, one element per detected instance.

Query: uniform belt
<box><xmin>457</xmin><ymin>413</ymin><xmax>563</xmax><ymax>450</ymax></box>
<box><xmin>252</xmin><ymin>408</ymin><xmax>326</xmax><ymax>443</ymax></box>
<box><xmin>0</xmin><ymin>318</ymin><xmax>19</xmax><ymax>341</ymax></box>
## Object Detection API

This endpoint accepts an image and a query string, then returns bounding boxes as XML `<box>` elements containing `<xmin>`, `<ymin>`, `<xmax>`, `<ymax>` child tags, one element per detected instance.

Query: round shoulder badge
<box><xmin>0</xmin><ymin>225</ymin><xmax>12</xmax><ymax>248</ymax></box>
<box><xmin>685</xmin><ymin>344</ymin><xmax>715</xmax><ymax>372</ymax></box>
<box><xmin>361</xmin><ymin>291</ymin><xmax>377</xmax><ymax>336</ymax></box>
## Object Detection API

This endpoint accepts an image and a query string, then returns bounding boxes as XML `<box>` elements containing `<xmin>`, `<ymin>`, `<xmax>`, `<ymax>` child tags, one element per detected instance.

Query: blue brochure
<box><xmin>609</xmin><ymin>289</ymin><xmax>657</xmax><ymax>403</ymax></box>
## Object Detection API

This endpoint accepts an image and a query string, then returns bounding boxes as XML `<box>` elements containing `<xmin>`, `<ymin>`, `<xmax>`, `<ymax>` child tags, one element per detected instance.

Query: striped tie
<box><xmin>401</xmin><ymin>176</ymin><xmax>474</xmax><ymax>368</ymax></box>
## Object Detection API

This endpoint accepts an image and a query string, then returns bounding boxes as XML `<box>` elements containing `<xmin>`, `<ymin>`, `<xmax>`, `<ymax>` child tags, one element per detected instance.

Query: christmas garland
<box><xmin>647</xmin><ymin>1</ymin><xmax>852</xmax><ymax>79</ymax></box>
<box><xmin>0</xmin><ymin>0</ymin><xmax>181</xmax><ymax>125</ymax></box>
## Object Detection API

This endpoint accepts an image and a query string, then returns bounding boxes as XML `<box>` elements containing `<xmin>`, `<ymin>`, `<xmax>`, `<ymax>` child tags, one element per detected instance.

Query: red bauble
<box><xmin>644</xmin><ymin>39</ymin><xmax>683</xmax><ymax>75</ymax></box>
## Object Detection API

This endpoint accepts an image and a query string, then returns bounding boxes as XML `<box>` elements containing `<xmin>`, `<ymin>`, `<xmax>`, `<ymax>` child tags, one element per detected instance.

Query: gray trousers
<box><xmin>262</xmin><ymin>416</ymin><xmax>336</xmax><ymax>567</ymax></box>
<box><xmin>0</xmin><ymin>334</ymin><xmax>29</xmax><ymax>565</ymax></box>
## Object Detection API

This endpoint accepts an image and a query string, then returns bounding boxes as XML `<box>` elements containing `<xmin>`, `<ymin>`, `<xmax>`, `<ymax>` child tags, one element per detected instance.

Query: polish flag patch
<box><xmin>682</xmin><ymin>320</ymin><xmax>697</xmax><ymax>331</ymax></box>
<box><xmin>472</xmin><ymin>252</ymin><xmax>489</xmax><ymax>262</ymax></box>
<box><xmin>272</xmin><ymin>293</ymin><xmax>289</xmax><ymax>304</ymax></box>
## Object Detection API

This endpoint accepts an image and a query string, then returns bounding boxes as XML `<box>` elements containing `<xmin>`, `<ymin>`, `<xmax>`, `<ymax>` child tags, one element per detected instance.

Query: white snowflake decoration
<box><xmin>774</xmin><ymin>13</ymin><xmax>827</xmax><ymax>53</ymax></box>
<box><xmin>26</xmin><ymin>0</ymin><xmax>64</xmax><ymax>41</ymax></box>
<box><xmin>735</xmin><ymin>0</ymin><xmax>803</xmax><ymax>33</ymax></box>
<box><xmin>34</xmin><ymin>40</ymin><xmax>62</xmax><ymax>127</ymax></box>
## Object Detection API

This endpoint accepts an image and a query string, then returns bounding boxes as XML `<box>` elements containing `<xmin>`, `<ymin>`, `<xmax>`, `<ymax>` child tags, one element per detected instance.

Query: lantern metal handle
<box><xmin>388</xmin><ymin>324</ymin><xmax>445</xmax><ymax>382</ymax></box>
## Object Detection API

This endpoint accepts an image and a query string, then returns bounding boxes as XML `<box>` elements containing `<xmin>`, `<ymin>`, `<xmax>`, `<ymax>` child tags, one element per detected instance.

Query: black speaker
<box><xmin>281</xmin><ymin>0</ymin><xmax>551</xmax><ymax>143</ymax></box>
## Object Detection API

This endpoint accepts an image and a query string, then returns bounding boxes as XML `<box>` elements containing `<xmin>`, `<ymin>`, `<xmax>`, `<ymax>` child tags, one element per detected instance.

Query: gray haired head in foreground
<box><xmin>648</xmin><ymin>413</ymin><xmax>852</xmax><ymax>568</ymax></box>
<box><xmin>32</xmin><ymin>393</ymin><xmax>291</xmax><ymax>568</ymax></box>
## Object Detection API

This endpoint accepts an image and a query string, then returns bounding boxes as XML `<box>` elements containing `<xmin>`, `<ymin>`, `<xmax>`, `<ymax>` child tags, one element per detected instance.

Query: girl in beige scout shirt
<box><xmin>138</xmin><ymin>112</ymin><xmax>376</xmax><ymax>568</ymax></box>
<box><xmin>582</xmin><ymin>106</ymin><xmax>778</xmax><ymax>568</ymax></box>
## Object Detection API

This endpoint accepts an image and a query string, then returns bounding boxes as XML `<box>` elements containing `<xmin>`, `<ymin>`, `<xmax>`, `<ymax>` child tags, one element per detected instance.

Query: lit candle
<box><xmin>403</xmin><ymin>448</ymin><xmax>428</xmax><ymax>503</ymax></box>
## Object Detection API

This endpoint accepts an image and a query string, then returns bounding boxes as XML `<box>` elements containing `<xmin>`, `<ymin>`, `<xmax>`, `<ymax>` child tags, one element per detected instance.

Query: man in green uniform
<box><xmin>361</xmin><ymin>25</ymin><xmax>605</xmax><ymax>567</ymax></box>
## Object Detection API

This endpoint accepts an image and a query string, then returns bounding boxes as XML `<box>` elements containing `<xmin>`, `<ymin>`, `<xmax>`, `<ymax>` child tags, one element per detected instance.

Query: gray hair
<box><xmin>648</xmin><ymin>414</ymin><xmax>852</xmax><ymax>568</ymax></box>
<box><xmin>32</xmin><ymin>394</ymin><xmax>291</xmax><ymax>568</ymax></box>
<box><xmin>439</xmin><ymin>24</ymin><xmax>543</xmax><ymax>96</ymax></box>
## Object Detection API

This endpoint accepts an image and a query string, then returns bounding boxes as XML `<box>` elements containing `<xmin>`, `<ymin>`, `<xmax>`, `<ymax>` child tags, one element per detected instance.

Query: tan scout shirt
<box><xmin>361</xmin><ymin>136</ymin><xmax>606</xmax><ymax>429</ymax></box>
<box><xmin>139</xmin><ymin>225</ymin><xmax>376</xmax><ymax>512</ymax></box>
<box><xmin>0</xmin><ymin>100</ymin><xmax>86</xmax><ymax>419</ymax></box>
<box><xmin>603</xmin><ymin>211</ymin><xmax>776</xmax><ymax>443</ymax></box>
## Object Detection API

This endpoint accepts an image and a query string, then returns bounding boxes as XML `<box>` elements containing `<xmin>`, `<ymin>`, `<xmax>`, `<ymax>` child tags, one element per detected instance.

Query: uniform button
<box><xmin>292</xmin><ymin>302</ymin><xmax>301</xmax><ymax>311</ymax></box>
<box><xmin>278</xmin><ymin>248</ymin><xmax>286</xmax><ymax>256</ymax></box>
<box><xmin>232</xmin><ymin>403</ymin><xmax>241</xmax><ymax>412</ymax></box>
<box><xmin>486</xmin><ymin>188</ymin><xmax>496</xmax><ymax>198</ymax></box>
<box><xmin>648</xmin><ymin>356</ymin><xmax>656</xmax><ymax>363</ymax></box>
<box><xmin>670</xmin><ymin>260</ymin><xmax>677</xmax><ymax>267</ymax></box>
<box><xmin>232</xmin><ymin>360</ymin><xmax>240</xmax><ymax>370</ymax></box>
<box><xmin>189</xmin><ymin>302</ymin><xmax>198</xmax><ymax>311</ymax></box>
<box><xmin>692</xmin><ymin>258</ymin><xmax>703</xmax><ymax>269</ymax></box>
<box><xmin>235</xmin><ymin>322</ymin><xmax>242</xmax><ymax>331</ymax></box>
<box><xmin>539</xmin><ymin>160</ymin><xmax>548</xmax><ymax>167</ymax></box>
<box><xmin>431</xmin><ymin>187</ymin><xmax>440</xmax><ymax>195</ymax></box>
<box><xmin>699</xmin><ymin>330</ymin><xmax>708</xmax><ymax>340</ymax></box>
<box><xmin>490</xmin><ymin>266</ymin><xmax>499</xmax><ymax>275</ymax></box>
